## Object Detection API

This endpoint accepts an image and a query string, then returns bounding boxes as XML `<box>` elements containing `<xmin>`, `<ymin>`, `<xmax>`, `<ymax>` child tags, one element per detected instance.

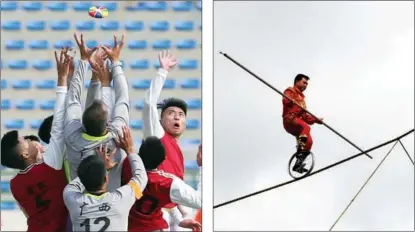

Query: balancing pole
<box><xmin>219</xmin><ymin>51</ymin><xmax>373</xmax><ymax>159</ymax></box>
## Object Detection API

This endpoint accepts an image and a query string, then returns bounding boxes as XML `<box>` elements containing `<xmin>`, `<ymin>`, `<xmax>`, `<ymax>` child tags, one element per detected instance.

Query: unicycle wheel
<box><xmin>288</xmin><ymin>151</ymin><xmax>315</xmax><ymax>179</ymax></box>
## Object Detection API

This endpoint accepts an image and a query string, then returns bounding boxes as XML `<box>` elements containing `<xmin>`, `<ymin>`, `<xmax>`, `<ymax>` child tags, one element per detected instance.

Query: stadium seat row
<box><xmin>1</xmin><ymin>59</ymin><xmax>199</xmax><ymax>70</ymax></box>
<box><xmin>2</xmin><ymin>20</ymin><xmax>201</xmax><ymax>31</ymax></box>
<box><xmin>1</xmin><ymin>1</ymin><xmax>202</xmax><ymax>12</ymax></box>
<box><xmin>2</xmin><ymin>119</ymin><xmax>201</xmax><ymax>130</ymax></box>
<box><xmin>1</xmin><ymin>79</ymin><xmax>200</xmax><ymax>90</ymax></box>
<box><xmin>4</xmin><ymin>39</ymin><xmax>199</xmax><ymax>50</ymax></box>
<box><xmin>1</xmin><ymin>99</ymin><xmax>202</xmax><ymax>110</ymax></box>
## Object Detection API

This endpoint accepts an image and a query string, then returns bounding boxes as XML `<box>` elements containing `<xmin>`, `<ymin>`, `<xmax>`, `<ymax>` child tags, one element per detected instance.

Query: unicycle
<box><xmin>288</xmin><ymin>150</ymin><xmax>315</xmax><ymax>179</ymax></box>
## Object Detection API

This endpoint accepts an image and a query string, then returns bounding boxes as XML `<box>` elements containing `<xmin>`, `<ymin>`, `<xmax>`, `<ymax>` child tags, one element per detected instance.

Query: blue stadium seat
<box><xmin>30</xmin><ymin>120</ymin><xmax>43</xmax><ymax>129</ymax></box>
<box><xmin>72</xmin><ymin>2</ymin><xmax>92</xmax><ymax>11</ymax></box>
<box><xmin>4</xmin><ymin>119</ymin><xmax>24</xmax><ymax>129</ymax></box>
<box><xmin>184</xmin><ymin>160</ymin><xmax>199</xmax><ymax>170</ymax></box>
<box><xmin>153</xmin><ymin>60</ymin><xmax>161</xmax><ymax>69</ymax></box>
<box><xmin>132</xmin><ymin>79</ymin><xmax>150</xmax><ymax>89</ymax></box>
<box><xmin>84</xmin><ymin>80</ymin><xmax>91</xmax><ymax>88</ymax></box>
<box><xmin>35</xmin><ymin>80</ymin><xmax>56</xmax><ymax>89</ymax></box>
<box><xmin>186</xmin><ymin>119</ymin><xmax>200</xmax><ymax>129</ymax></box>
<box><xmin>130</xmin><ymin>120</ymin><xmax>143</xmax><ymax>130</ymax></box>
<box><xmin>152</xmin><ymin>39</ymin><xmax>171</xmax><ymax>49</ymax></box>
<box><xmin>135</xmin><ymin>100</ymin><xmax>144</xmax><ymax>110</ymax></box>
<box><xmin>33</xmin><ymin>60</ymin><xmax>53</xmax><ymax>71</ymax></box>
<box><xmin>54</xmin><ymin>40</ymin><xmax>74</xmax><ymax>49</ymax></box>
<box><xmin>2</xmin><ymin>20</ymin><xmax>21</xmax><ymax>30</ymax></box>
<box><xmin>22</xmin><ymin>2</ymin><xmax>42</xmax><ymax>11</ymax></box>
<box><xmin>100</xmin><ymin>21</ymin><xmax>119</xmax><ymax>31</ymax></box>
<box><xmin>29</xmin><ymin>40</ymin><xmax>49</xmax><ymax>50</ymax></box>
<box><xmin>1</xmin><ymin>80</ymin><xmax>7</xmax><ymax>89</ymax></box>
<box><xmin>27</xmin><ymin>20</ymin><xmax>46</xmax><ymax>31</ymax></box>
<box><xmin>8</xmin><ymin>60</ymin><xmax>28</xmax><ymax>70</ymax></box>
<box><xmin>176</xmin><ymin>39</ymin><xmax>197</xmax><ymax>49</ymax></box>
<box><xmin>76</xmin><ymin>20</ymin><xmax>95</xmax><ymax>31</ymax></box>
<box><xmin>1</xmin><ymin>181</ymin><xmax>10</xmax><ymax>193</ymax></box>
<box><xmin>86</xmin><ymin>40</ymin><xmax>99</xmax><ymax>48</ymax></box>
<box><xmin>130</xmin><ymin>60</ymin><xmax>149</xmax><ymax>70</ymax></box>
<box><xmin>172</xmin><ymin>1</ymin><xmax>192</xmax><ymax>11</ymax></box>
<box><xmin>179</xmin><ymin>59</ymin><xmax>198</xmax><ymax>69</ymax></box>
<box><xmin>1</xmin><ymin>1</ymin><xmax>17</xmax><ymax>11</ymax></box>
<box><xmin>146</xmin><ymin>1</ymin><xmax>167</xmax><ymax>11</ymax></box>
<box><xmin>15</xmin><ymin>99</ymin><xmax>35</xmax><ymax>110</ymax></box>
<box><xmin>186</xmin><ymin>99</ymin><xmax>202</xmax><ymax>109</ymax></box>
<box><xmin>51</xmin><ymin>20</ymin><xmax>70</xmax><ymax>31</ymax></box>
<box><xmin>196</xmin><ymin>1</ymin><xmax>202</xmax><ymax>10</ymax></box>
<box><xmin>125</xmin><ymin>2</ymin><xmax>147</xmax><ymax>11</ymax></box>
<box><xmin>150</xmin><ymin>21</ymin><xmax>169</xmax><ymax>31</ymax></box>
<box><xmin>98</xmin><ymin>2</ymin><xmax>117</xmax><ymax>11</ymax></box>
<box><xmin>47</xmin><ymin>2</ymin><xmax>68</xmax><ymax>11</ymax></box>
<box><xmin>1</xmin><ymin>201</ymin><xmax>17</xmax><ymax>210</ymax></box>
<box><xmin>175</xmin><ymin>21</ymin><xmax>194</xmax><ymax>31</ymax></box>
<box><xmin>128</xmin><ymin>40</ymin><xmax>147</xmax><ymax>49</ymax></box>
<box><xmin>5</xmin><ymin>40</ymin><xmax>24</xmax><ymax>50</ymax></box>
<box><xmin>1</xmin><ymin>99</ymin><xmax>11</xmax><ymax>110</ymax></box>
<box><xmin>103</xmin><ymin>40</ymin><xmax>120</xmax><ymax>49</ymax></box>
<box><xmin>39</xmin><ymin>100</ymin><xmax>56</xmax><ymax>110</ymax></box>
<box><xmin>125</xmin><ymin>21</ymin><xmax>144</xmax><ymax>31</ymax></box>
<box><xmin>163</xmin><ymin>79</ymin><xmax>176</xmax><ymax>89</ymax></box>
<box><xmin>180</xmin><ymin>78</ymin><xmax>200</xmax><ymax>89</ymax></box>
<box><xmin>11</xmin><ymin>80</ymin><xmax>31</xmax><ymax>89</ymax></box>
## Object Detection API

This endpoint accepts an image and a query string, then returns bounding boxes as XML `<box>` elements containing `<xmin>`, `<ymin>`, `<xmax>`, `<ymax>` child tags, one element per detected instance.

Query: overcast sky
<box><xmin>213</xmin><ymin>1</ymin><xmax>414</xmax><ymax>231</ymax></box>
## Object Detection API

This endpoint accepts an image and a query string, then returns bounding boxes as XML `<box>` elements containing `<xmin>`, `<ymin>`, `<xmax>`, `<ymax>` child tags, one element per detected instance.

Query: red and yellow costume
<box><xmin>282</xmin><ymin>87</ymin><xmax>318</xmax><ymax>151</ymax></box>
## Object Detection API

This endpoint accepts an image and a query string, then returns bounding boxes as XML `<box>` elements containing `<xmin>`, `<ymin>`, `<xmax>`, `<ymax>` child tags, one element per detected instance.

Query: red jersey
<box><xmin>282</xmin><ymin>87</ymin><xmax>317</xmax><ymax>125</ymax></box>
<box><xmin>159</xmin><ymin>133</ymin><xmax>185</xmax><ymax>180</ymax></box>
<box><xmin>121</xmin><ymin>169</ymin><xmax>201</xmax><ymax>232</ymax></box>
<box><xmin>10</xmin><ymin>161</ymin><xmax>68</xmax><ymax>232</ymax></box>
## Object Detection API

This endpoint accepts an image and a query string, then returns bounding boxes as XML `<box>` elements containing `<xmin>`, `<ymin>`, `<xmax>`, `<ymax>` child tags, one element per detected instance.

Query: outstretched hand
<box><xmin>54</xmin><ymin>47</ymin><xmax>73</xmax><ymax>86</ymax></box>
<box><xmin>74</xmin><ymin>33</ymin><xmax>98</xmax><ymax>61</ymax></box>
<box><xmin>101</xmin><ymin>34</ymin><xmax>125</xmax><ymax>62</ymax></box>
<box><xmin>96</xmin><ymin>143</ymin><xmax>117</xmax><ymax>170</ymax></box>
<box><xmin>115</xmin><ymin>125</ymin><xmax>134</xmax><ymax>154</ymax></box>
<box><xmin>89</xmin><ymin>48</ymin><xmax>111</xmax><ymax>86</ymax></box>
<box><xmin>179</xmin><ymin>219</ymin><xmax>202</xmax><ymax>231</ymax></box>
<box><xmin>158</xmin><ymin>50</ymin><xmax>178</xmax><ymax>72</ymax></box>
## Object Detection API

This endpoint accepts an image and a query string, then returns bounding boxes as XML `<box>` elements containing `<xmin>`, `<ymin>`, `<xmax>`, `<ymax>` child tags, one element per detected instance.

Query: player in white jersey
<box><xmin>63</xmin><ymin>125</ymin><xmax>147</xmax><ymax>232</ymax></box>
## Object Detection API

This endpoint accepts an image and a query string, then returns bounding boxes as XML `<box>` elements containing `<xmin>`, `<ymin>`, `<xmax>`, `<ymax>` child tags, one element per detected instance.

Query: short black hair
<box><xmin>77</xmin><ymin>155</ymin><xmax>107</xmax><ymax>192</ymax></box>
<box><xmin>157</xmin><ymin>98</ymin><xmax>188</xmax><ymax>116</ymax></box>
<box><xmin>138</xmin><ymin>136</ymin><xmax>166</xmax><ymax>170</ymax></box>
<box><xmin>38</xmin><ymin>115</ymin><xmax>53</xmax><ymax>144</ymax></box>
<box><xmin>1</xmin><ymin>130</ymin><xmax>26</xmax><ymax>170</ymax></box>
<box><xmin>82</xmin><ymin>100</ymin><xmax>108</xmax><ymax>137</ymax></box>
<box><xmin>294</xmin><ymin>74</ymin><xmax>310</xmax><ymax>85</ymax></box>
<box><xmin>24</xmin><ymin>135</ymin><xmax>40</xmax><ymax>143</ymax></box>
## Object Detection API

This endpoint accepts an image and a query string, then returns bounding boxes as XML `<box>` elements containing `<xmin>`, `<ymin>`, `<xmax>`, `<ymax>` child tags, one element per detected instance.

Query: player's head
<box><xmin>77</xmin><ymin>155</ymin><xmax>108</xmax><ymax>193</ymax></box>
<box><xmin>138</xmin><ymin>136</ymin><xmax>166</xmax><ymax>170</ymax></box>
<box><xmin>82</xmin><ymin>100</ymin><xmax>109</xmax><ymax>137</ymax></box>
<box><xmin>38</xmin><ymin>115</ymin><xmax>53</xmax><ymax>144</ymax></box>
<box><xmin>294</xmin><ymin>74</ymin><xmax>309</xmax><ymax>92</ymax></box>
<box><xmin>157</xmin><ymin>98</ymin><xmax>187</xmax><ymax>138</ymax></box>
<box><xmin>1</xmin><ymin>130</ymin><xmax>43</xmax><ymax>170</ymax></box>
<box><xmin>24</xmin><ymin>135</ymin><xmax>45</xmax><ymax>153</ymax></box>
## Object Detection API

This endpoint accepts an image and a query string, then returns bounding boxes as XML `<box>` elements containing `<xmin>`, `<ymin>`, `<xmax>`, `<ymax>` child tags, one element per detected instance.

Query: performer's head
<box><xmin>82</xmin><ymin>100</ymin><xmax>109</xmax><ymax>137</ymax></box>
<box><xmin>294</xmin><ymin>74</ymin><xmax>309</xmax><ymax>92</ymax></box>
<box><xmin>138</xmin><ymin>136</ymin><xmax>166</xmax><ymax>170</ymax></box>
<box><xmin>77</xmin><ymin>155</ymin><xmax>108</xmax><ymax>194</ymax></box>
<box><xmin>38</xmin><ymin>115</ymin><xmax>53</xmax><ymax>144</ymax></box>
<box><xmin>1</xmin><ymin>130</ymin><xmax>44</xmax><ymax>170</ymax></box>
<box><xmin>158</xmin><ymin>98</ymin><xmax>188</xmax><ymax>138</ymax></box>
<box><xmin>24</xmin><ymin>135</ymin><xmax>46</xmax><ymax>153</ymax></box>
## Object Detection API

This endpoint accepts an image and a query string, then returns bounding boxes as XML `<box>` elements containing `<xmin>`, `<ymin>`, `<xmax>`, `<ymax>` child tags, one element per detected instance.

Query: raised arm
<box><xmin>113</xmin><ymin>126</ymin><xmax>148</xmax><ymax>206</ymax></box>
<box><xmin>85</xmin><ymin>48</ymin><xmax>110</xmax><ymax>109</ymax></box>
<box><xmin>64</xmin><ymin>33</ymin><xmax>97</xmax><ymax>127</ymax></box>
<box><xmin>100</xmin><ymin>35</ymin><xmax>129</xmax><ymax>134</ymax></box>
<box><xmin>169</xmin><ymin>177</ymin><xmax>201</xmax><ymax>209</ymax></box>
<box><xmin>43</xmin><ymin>48</ymin><xmax>72</xmax><ymax>170</ymax></box>
<box><xmin>143</xmin><ymin>51</ymin><xmax>178</xmax><ymax>139</ymax></box>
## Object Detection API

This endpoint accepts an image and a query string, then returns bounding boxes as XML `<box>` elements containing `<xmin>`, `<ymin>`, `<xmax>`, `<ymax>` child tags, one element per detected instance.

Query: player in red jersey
<box><xmin>122</xmin><ymin>136</ymin><xmax>202</xmax><ymax>232</ymax></box>
<box><xmin>282</xmin><ymin>74</ymin><xmax>323</xmax><ymax>173</ymax></box>
<box><xmin>0</xmin><ymin>48</ymin><xmax>72</xmax><ymax>232</ymax></box>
